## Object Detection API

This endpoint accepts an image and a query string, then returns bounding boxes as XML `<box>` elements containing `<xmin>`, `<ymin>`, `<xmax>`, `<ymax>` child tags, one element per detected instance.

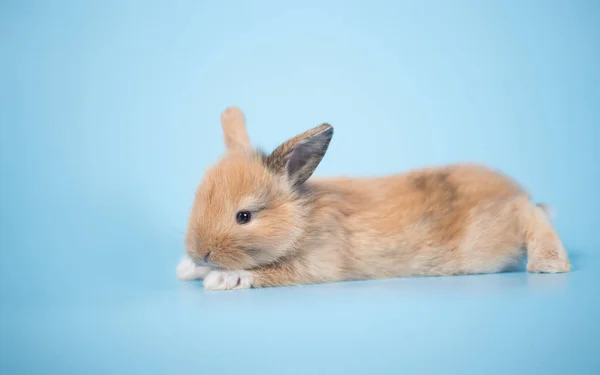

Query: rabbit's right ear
<box><xmin>221</xmin><ymin>106</ymin><xmax>251</xmax><ymax>151</ymax></box>
<box><xmin>266</xmin><ymin>123</ymin><xmax>334</xmax><ymax>189</ymax></box>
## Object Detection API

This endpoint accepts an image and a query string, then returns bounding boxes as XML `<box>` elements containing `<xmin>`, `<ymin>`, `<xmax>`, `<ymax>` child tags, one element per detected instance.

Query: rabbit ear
<box><xmin>221</xmin><ymin>106</ymin><xmax>251</xmax><ymax>151</ymax></box>
<box><xmin>266</xmin><ymin>123</ymin><xmax>334</xmax><ymax>188</ymax></box>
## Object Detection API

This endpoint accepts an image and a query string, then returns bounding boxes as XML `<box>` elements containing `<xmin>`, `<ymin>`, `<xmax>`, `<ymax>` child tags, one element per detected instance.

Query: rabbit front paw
<box><xmin>203</xmin><ymin>270</ymin><xmax>254</xmax><ymax>291</ymax></box>
<box><xmin>176</xmin><ymin>256</ymin><xmax>211</xmax><ymax>280</ymax></box>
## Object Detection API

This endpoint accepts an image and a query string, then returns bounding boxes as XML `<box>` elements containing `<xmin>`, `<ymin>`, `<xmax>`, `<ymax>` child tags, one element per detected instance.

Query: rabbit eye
<box><xmin>236</xmin><ymin>211</ymin><xmax>252</xmax><ymax>224</ymax></box>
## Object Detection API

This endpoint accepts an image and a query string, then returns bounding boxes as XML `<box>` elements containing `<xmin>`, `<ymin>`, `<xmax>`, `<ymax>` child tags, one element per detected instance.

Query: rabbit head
<box><xmin>185</xmin><ymin>107</ymin><xmax>333</xmax><ymax>270</ymax></box>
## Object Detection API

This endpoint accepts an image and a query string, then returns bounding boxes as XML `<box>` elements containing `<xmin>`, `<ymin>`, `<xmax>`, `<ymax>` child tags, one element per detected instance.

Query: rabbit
<box><xmin>177</xmin><ymin>106</ymin><xmax>571</xmax><ymax>291</ymax></box>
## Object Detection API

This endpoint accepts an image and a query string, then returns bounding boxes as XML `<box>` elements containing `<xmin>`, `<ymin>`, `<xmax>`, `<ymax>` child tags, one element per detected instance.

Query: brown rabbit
<box><xmin>177</xmin><ymin>107</ymin><xmax>571</xmax><ymax>291</ymax></box>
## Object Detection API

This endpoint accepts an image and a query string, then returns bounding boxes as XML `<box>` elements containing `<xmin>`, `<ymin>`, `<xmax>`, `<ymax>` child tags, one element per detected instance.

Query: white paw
<box><xmin>203</xmin><ymin>270</ymin><xmax>254</xmax><ymax>291</ymax></box>
<box><xmin>176</xmin><ymin>256</ymin><xmax>211</xmax><ymax>280</ymax></box>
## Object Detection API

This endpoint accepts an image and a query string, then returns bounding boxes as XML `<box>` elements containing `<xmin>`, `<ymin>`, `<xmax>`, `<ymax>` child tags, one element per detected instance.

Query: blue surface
<box><xmin>1</xmin><ymin>1</ymin><xmax>599</xmax><ymax>374</ymax></box>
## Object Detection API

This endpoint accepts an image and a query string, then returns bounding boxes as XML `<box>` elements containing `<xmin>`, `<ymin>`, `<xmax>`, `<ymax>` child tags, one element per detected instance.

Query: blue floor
<box><xmin>2</xmin><ymin>1</ymin><xmax>599</xmax><ymax>374</ymax></box>
<box><xmin>1</xmin><ymin>252</ymin><xmax>599</xmax><ymax>374</ymax></box>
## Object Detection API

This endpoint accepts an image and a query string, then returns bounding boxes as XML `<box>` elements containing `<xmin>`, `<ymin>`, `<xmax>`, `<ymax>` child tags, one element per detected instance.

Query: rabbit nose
<box><xmin>203</xmin><ymin>251</ymin><xmax>211</xmax><ymax>264</ymax></box>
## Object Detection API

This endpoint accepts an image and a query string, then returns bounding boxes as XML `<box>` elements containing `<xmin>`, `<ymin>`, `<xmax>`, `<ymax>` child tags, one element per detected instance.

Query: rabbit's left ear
<box><xmin>266</xmin><ymin>123</ymin><xmax>334</xmax><ymax>188</ymax></box>
<box><xmin>221</xmin><ymin>106</ymin><xmax>251</xmax><ymax>151</ymax></box>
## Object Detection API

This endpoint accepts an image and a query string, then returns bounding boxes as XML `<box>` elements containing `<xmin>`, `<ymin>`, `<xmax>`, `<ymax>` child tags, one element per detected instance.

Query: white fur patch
<box><xmin>176</xmin><ymin>256</ymin><xmax>211</xmax><ymax>280</ymax></box>
<box><xmin>203</xmin><ymin>270</ymin><xmax>254</xmax><ymax>291</ymax></box>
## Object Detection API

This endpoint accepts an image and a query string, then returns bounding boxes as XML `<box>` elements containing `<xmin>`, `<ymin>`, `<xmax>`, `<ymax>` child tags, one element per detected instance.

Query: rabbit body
<box><xmin>178</xmin><ymin>107</ymin><xmax>571</xmax><ymax>291</ymax></box>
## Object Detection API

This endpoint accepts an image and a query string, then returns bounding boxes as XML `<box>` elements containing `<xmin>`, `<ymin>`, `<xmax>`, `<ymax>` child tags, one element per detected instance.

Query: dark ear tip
<box><xmin>318</xmin><ymin>123</ymin><xmax>334</xmax><ymax>135</ymax></box>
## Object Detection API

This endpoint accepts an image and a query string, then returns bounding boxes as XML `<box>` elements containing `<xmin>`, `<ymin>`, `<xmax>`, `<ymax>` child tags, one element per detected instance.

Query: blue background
<box><xmin>1</xmin><ymin>0</ymin><xmax>599</xmax><ymax>374</ymax></box>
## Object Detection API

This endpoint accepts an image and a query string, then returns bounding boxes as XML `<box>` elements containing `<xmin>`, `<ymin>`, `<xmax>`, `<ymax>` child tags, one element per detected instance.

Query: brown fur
<box><xmin>185</xmin><ymin>107</ymin><xmax>571</xmax><ymax>290</ymax></box>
